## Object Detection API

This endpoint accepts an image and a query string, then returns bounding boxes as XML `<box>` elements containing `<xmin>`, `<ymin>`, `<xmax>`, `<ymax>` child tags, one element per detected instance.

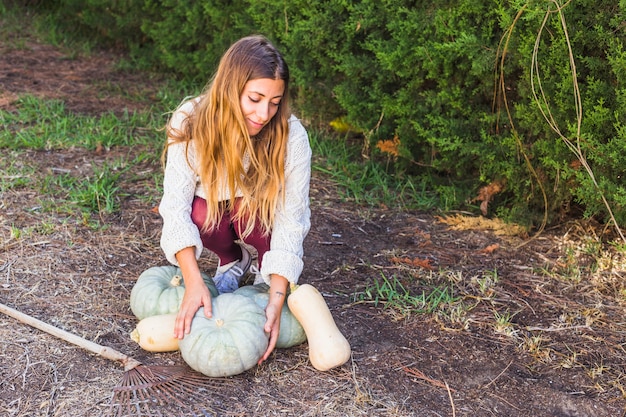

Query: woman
<box><xmin>159</xmin><ymin>35</ymin><xmax>311</xmax><ymax>363</ymax></box>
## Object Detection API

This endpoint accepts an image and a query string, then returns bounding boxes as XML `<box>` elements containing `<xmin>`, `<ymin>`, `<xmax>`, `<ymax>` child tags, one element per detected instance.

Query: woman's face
<box><xmin>240</xmin><ymin>78</ymin><xmax>285</xmax><ymax>136</ymax></box>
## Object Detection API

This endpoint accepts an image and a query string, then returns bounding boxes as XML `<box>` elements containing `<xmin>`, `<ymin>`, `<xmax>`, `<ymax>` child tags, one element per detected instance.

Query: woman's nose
<box><xmin>256</xmin><ymin>103</ymin><xmax>270</xmax><ymax>121</ymax></box>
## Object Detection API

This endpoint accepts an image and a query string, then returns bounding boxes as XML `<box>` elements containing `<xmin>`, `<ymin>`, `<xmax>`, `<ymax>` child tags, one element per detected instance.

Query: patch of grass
<box><xmin>353</xmin><ymin>272</ymin><xmax>459</xmax><ymax>318</ymax></box>
<box><xmin>34</xmin><ymin>220</ymin><xmax>56</xmax><ymax>236</ymax></box>
<box><xmin>0</xmin><ymin>2</ymin><xmax>97</xmax><ymax>54</ymax></box>
<box><xmin>70</xmin><ymin>164</ymin><xmax>124</xmax><ymax>215</ymax></box>
<box><xmin>38</xmin><ymin>172</ymin><xmax>79</xmax><ymax>217</ymax></box>
<box><xmin>493</xmin><ymin>310</ymin><xmax>518</xmax><ymax>337</ymax></box>
<box><xmin>0</xmin><ymin>151</ymin><xmax>35</xmax><ymax>191</ymax></box>
<box><xmin>435</xmin><ymin>301</ymin><xmax>473</xmax><ymax>331</ymax></box>
<box><xmin>10</xmin><ymin>224</ymin><xmax>24</xmax><ymax>240</ymax></box>
<box><xmin>519</xmin><ymin>334</ymin><xmax>552</xmax><ymax>363</ymax></box>
<box><xmin>0</xmin><ymin>95</ymin><xmax>163</xmax><ymax>151</ymax></box>
<box><xmin>40</xmin><ymin>171</ymin><xmax>76</xmax><ymax>194</ymax></box>
<box><xmin>309</xmin><ymin>133</ymin><xmax>438</xmax><ymax>211</ymax></box>
<box><xmin>471</xmin><ymin>269</ymin><xmax>500</xmax><ymax>298</ymax></box>
<box><xmin>541</xmin><ymin>232</ymin><xmax>626</xmax><ymax>299</ymax></box>
<box><xmin>36</xmin><ymin>161</ymin><xmax>127</xmax><ymax>220</ymax></box>
<box><xmin>132</xmin><ymin>171</ymin><xmax>164</xmax><ymax>207</ymax></box>
<box><xmin>0</xmin><ymin>92</ymin><xmax>169</xmax><ymax>228</ymax></box>
<box><xmin>0</xmin><ymin>4</ymin><xmax>32</xmax><ymax>45</ymax></box>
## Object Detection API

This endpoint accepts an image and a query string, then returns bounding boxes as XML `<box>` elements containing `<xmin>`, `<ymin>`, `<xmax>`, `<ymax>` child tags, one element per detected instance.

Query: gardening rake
<box><xmin>0</xmin><ymin>301</ymin><xmax>231</xmax><ymax>417</ymax></box>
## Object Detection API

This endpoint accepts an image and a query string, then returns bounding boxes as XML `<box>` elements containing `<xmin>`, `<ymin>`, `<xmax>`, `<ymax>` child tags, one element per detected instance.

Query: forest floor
<box><xmin>1</xmin><ymin>36</ymin><xmax>626</xmax><ymax>417</ymax></box>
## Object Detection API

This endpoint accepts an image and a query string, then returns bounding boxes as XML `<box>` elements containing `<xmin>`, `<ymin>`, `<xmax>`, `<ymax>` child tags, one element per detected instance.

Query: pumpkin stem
<box><xmin>215</xmin><ymin>318</ymin><xmax>224</xmax><ymax>327</ymax></box>
<box><xmin>130</xmin><ymin>328</ymin><xmax>140</xmax><ymax>344</ymax></box>
<box><xmin>170</xmin><ymin>275</ymin><xmax>182</xmax><ymax>287</ymax></box>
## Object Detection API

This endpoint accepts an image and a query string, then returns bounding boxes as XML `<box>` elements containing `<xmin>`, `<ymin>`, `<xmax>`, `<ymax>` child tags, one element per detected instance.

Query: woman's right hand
<box><xmin>173</xmin><ymin>246</ymin><xmax>213</xmax><ymax>339</ymax></box>
<box><xmin>174</xmin><ymin>279</ymin><xmax>213</xmax><ymax>339</ymax></box>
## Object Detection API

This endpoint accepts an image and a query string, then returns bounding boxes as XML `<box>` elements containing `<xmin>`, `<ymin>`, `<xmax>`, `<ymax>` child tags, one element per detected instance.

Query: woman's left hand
<box><xmin>258</xmin><ymin>274</ymin><xmax>288</xmax><ymax>364</ymax></box>
<box><xmin>258</xmin><ymin>301</ymin><xmax>282</xmax><ymax>364</ymax></box>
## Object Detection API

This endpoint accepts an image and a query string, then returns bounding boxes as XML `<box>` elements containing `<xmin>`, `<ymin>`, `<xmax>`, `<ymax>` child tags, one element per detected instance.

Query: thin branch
<box><xmin>446</xmin><ymin>381</ymin><xmax>456</xmax><ymax>417</ymax></box>
<box><xmin>530</xmin><ymin>0</ymin><xmax>625</xmax><ymax>243</ymax></box>
<box><xmin>401</xmin><ymin>365</ymin><xmax>455</xmax><ymax>392</ymax></box>
<box><xmin>483</xmin><ymin>360</ymin><xmax>513</xmax><ymax>389</ymax></box>
<box><xmin>496</xmin><ymin>4</ymin><xmax>549</xmax><ymax>246</ymax></box>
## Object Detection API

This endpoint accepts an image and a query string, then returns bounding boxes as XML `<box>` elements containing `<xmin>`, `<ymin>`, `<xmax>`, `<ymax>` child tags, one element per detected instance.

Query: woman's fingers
<box><xmin>258</xmin><ymin>306</ymin><xmax>280</xmax><ymax>364</ymax></box>
<box><xmin>173</xmin><ymin>288</ymin><xmax>212</xmax><ymax>339</ymax></box>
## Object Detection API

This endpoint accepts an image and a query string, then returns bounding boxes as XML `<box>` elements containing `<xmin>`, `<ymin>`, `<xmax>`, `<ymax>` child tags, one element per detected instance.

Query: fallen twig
<box><xmin>445</xmin><ymin>381</ymin><xmax>456</xmax><ymax>417</ymax></box>
<box><xmin>525</xmin><ymin>325</ymin><xmax>592</xmax><ymax>332</ymax></box>
<box><xmin>401</xmin><ymin>365</ymin><xmax>455</xmax><ymax>392</ymax></box>
<box><xmin>483</xmin><ymin>360</ymin><xmax>513</xmax><ymax>389</ymax></box>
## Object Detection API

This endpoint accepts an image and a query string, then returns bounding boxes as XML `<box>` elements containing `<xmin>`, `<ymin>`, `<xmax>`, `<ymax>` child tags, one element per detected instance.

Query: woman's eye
<box><xmin>249</xmin><ymin>97</ymin><xmax>260</xmax><ymax>103</ymax></box>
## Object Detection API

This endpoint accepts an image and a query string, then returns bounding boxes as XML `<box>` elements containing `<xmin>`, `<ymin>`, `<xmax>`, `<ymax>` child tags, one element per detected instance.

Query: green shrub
<box><xmin>15</xmin><ymin>0</ymin><xmax>626</xmax><ymax>231</ymax></box>
<box><xmin>271</xmin><ymin>0</ymin><xmax>626</xmax><ymax>229</ymax></box>
<box><xmin>26</xmin><ymin>0</ymin><xmax>146</xmax><ymax>47</ymax></box>
<box><xmin>140</xmin><ymin>0</ymin><xmax>255</xmax><ymax>80</ymax></box>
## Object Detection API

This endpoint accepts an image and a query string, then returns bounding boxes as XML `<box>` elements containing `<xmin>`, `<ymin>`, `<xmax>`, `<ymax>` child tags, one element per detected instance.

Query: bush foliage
<box><xmin>19</xmin><ymin>0</ymin><xmax>626</xmax><ymax>229</ymax></box>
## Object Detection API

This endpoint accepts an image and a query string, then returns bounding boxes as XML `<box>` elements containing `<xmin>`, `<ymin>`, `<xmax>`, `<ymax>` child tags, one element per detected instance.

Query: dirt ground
<box><xmin>1</xmin><ymin>38</ymin><xmax>626</xmax><ymax>417</ymax></box>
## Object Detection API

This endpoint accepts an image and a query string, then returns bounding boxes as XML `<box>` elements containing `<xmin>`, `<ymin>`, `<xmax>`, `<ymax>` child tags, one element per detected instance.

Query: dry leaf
<box><xmin>471</xmin><ymin>180</ymin><xmax>505</xmax><ymax>216</ymax></box>
<box><xmin>478</xmin><ymin>244</ymin><xmax>499</xmax><ymax>254</ymax></box>
<box><xmin>569</xmin><ymin>160</ymin><xmax>582</xmax><ymax>170</ymax></box>
<box><xmin>390</xmin><ymin>256</ymin><xmax>435</xmax><ymax>270</ymax></box>
<box><xmin>376</xmin><ymin>135</ymin><xmax>401</xmax><ymax>157</ymax></box>
<box><xmin>436</xmin><ymin>214</ymin><xmax>527</xmax><ymax>237</ymax></box>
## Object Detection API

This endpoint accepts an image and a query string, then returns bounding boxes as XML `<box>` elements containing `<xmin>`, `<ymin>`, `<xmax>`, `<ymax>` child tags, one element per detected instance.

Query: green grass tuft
<box><xmin>353</xmin><ymin>272</ymin><xmax>459</xmax><ymax>317</ymax></box>
<box><xmin>0</xmin><ymin>96</ymin><xmax>164</xmax><ymax>151</ymax></box>
<box><xmin>309</xmin><ymin>133</ymin><xmax>439</xmax><ymax>211</ymax></box>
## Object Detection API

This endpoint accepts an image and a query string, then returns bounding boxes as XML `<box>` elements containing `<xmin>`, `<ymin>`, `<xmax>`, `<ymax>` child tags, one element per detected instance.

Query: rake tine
<box><xmin>113</xmin><ymin>369</ymin><xmax>167</xmax><ymax>417</ymax></box>
<box><xmin>132</xmin><ymin>371</ymin><xmax>156</xmax><ymax>417</ymax></box>
<box><xmin>164</xmin><ymin>378</ymin><xmax>210</xmax><ymax>401</ymax></box>
<box><xmin>110</xmin><ymin>372</ymin><xmax>144</xmax><ymax>417</ymax></box>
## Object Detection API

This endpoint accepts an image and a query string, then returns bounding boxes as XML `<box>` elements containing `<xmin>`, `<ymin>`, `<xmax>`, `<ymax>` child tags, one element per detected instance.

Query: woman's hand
<box><xmin>174</xmin><ymin>279</ymin><xmax>212</xmax><ymax>339</ymax></box>
<box><xmin>258</xmin><ymin>274</ymin><xmax>288</xmax><ymax>364</ymax></box>
<box><xmin>259</xmin><ymin>301</ymin><xmax>282</xmax><ymax>363</ymax></box>
<box><xmin>173</xmin><ymin>247</ymin><xmax>212</xmax><ymax>339</ymax></box>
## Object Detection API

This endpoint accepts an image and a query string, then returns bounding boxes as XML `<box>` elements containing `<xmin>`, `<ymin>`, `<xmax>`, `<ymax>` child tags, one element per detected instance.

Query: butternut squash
<box><xmin>287</xmin><ymin>283</ymin><xmax>351</xmax><ymax>371</ymax></box>
<box><xmin>130</xmin><ymin>313</ymin><xmax>179</xmax><ymax>352</ymax></box>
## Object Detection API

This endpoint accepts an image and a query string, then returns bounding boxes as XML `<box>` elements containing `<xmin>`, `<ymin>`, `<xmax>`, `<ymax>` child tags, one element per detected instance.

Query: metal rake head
<box><xmin>109</xmin><ymin>365</ymin><xmax>232</xmax><ymax>417</ymax></box>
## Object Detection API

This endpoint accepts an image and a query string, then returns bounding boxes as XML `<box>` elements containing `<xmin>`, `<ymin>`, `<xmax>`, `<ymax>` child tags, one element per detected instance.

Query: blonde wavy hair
<box><xmin>164</xmin><ymin>35</ymin><xmax>290</xmax><ymax>238</ymax></box>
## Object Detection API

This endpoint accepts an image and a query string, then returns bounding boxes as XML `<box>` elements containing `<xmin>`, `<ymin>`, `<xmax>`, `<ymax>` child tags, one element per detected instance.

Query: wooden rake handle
<box><xmin>0</xmin><ymin>302</ymin><xmax>141</xmax><ymax>370</ymax></box>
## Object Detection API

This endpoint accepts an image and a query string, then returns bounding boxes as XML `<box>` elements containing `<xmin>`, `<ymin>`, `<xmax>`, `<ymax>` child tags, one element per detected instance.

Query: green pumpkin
<box><xmin>234</xmin><ymin>283</ymin><xmax>307</xmax><ymax>349</ymax></box>
<box><xmin>130</xmin><ymin>265</ymin><xmax>218</xmax><ymax>320</ymax></box>
<box><xmin>178</xmin><ymin>293</ymin><xmax>268</xmax><ymax>377</ymax></box>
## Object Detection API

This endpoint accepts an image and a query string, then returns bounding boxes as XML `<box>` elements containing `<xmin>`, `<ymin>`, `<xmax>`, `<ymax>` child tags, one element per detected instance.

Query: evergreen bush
<box><xmin>18</xmin><ymin>0</ymin><xmax>626</xmax><ymax>230</ymax></box>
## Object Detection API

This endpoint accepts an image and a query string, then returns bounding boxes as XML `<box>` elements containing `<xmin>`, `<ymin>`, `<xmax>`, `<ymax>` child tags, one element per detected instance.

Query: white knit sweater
<box><xmin>159</xmin><ymin>99</ymin><xmax>312</xmax><ymax>284</ymax></box>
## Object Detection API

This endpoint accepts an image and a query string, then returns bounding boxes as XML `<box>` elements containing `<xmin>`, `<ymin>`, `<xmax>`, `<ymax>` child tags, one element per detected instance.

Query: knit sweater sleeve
<box><xmin>259</xmin><ymin>116</ymin><xmax>312</xmax><ymax>284</ymax></box>
<box><xmin>158</xmin><ymin>102</ymin><xmax>204</xmax><ymax>266</ymax></box>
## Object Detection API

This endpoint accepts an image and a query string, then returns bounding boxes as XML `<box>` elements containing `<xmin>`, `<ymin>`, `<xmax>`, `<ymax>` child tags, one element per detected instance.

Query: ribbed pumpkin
<box><xmin>130</xmin><ymin>265</ymin><xmax>218</xmax><ymax>320</ymax></box>
<box><xmin>178</xmin><ymin>293</ymin><xmax>268</xmax><ymax>377</ymax></box>
<box><xmin>234</xmin><ymin>284</ymin><xmax>306</xmax><ymax>349</ymax></box>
